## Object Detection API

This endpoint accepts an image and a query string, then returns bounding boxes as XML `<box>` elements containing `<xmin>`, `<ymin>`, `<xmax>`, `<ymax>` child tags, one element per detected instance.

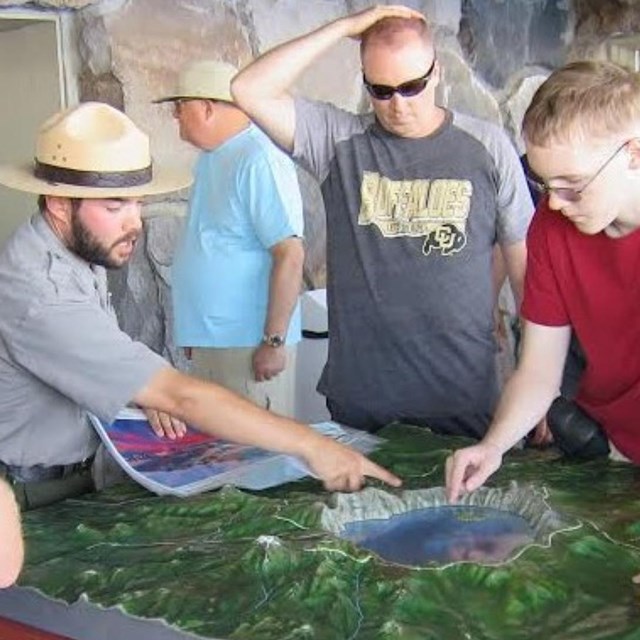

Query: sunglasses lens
<box><xmin>397</xmin><ymin>78</ymin><xmax>428</xmax><ymax>97</ymax></box>
<box><xmin>367</xmin><ymin>84</ymin><xmax>395</xmax><ymax>100</ymax></box>
<box><xmin>365</xmin><ymin>78</ymin><xmax>429</xmax><ymax>100</ymax></box>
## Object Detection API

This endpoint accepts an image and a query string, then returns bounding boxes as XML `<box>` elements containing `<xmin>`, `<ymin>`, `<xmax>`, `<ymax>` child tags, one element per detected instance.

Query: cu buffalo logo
<box><xmin>422</xmin><ymin>223</ymin><xmax>467</xmax><ymax>256</ymax></box>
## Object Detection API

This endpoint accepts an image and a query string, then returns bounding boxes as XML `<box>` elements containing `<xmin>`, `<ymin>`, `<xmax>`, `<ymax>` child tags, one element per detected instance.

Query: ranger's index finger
<box><xmin>363</xmin><ymin>458</ymin><xmax>402</xmax><ymax>488</ymax></box>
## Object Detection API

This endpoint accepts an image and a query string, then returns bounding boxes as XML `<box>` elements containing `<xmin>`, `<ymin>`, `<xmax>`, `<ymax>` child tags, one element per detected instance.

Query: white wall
<box><xmin>0</xmin><ymin>17</ymin><xmax>63</xmax><ymax>246</ymax></box>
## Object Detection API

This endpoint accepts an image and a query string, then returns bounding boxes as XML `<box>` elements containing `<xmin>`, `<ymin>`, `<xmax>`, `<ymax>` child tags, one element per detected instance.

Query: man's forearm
<box><xmin>483</xmin><ymin>367</ymin><xmax>558</xmax><ymax>454</ymax></box>
<box><xmin>264</xmin><ymin>240</ymin><xmax>304</xmax><ymax>338</ymax></box>
<box><xmin>136</xmin><ymin>368</ymin><xmax>322</xmax><ymax>458</ymax></box>
<box><xmin>502</xmin><ymin>240</ymin><xmax>527</xmax><ymax>313</ymax></box>
<box><xmin>231</xmin><ymin>18</ymin><xmax>349</xmax><ymax>151</ymax></box>
<box><xmin>232</xmin><ymin>18</ymin><xmax>350</xmax><ymax>106</ymax></box>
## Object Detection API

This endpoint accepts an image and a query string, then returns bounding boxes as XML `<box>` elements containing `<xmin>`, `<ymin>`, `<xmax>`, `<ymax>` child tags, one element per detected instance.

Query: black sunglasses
<box><xmin>363</xmin><ymin>58</ymin><xmax>436</xmax><ymax>101</ymax></box>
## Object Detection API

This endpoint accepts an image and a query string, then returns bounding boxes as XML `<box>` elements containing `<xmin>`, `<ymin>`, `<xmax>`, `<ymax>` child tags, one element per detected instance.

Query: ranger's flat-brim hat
<box><xmin>0</xmin><ymin>102</ymin><xmax>192</xmax><ymax>198</ymax></box>
<box><xmin>153</xmin><ymin>59</ymin><xmax>237</xmax><ymax>103</ymax></box>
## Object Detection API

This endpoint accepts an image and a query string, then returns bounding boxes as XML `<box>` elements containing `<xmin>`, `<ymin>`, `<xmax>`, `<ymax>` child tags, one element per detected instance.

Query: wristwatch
<box><xmin>262</xmin><ymin>333</ymin><xmax>285</xmax><ymax>348</ymax></box>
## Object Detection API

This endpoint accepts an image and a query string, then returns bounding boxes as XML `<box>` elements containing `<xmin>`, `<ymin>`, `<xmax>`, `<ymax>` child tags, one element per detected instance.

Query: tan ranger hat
<box><xmin>0</xmin><ymin>102</ymin><xmax>192</xmax><ymax>198</ymax></box>
<box><xmin>153</xmin><ymin>59</ymin><xmax>237</xmax><ymax>103</ymax></box>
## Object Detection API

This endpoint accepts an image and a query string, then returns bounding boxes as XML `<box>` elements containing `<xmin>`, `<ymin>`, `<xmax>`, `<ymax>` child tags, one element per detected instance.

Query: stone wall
<box><xmin>2</xmin><ymin>0</ymin><xmax>640</xmax><ymax>365</ymax></box>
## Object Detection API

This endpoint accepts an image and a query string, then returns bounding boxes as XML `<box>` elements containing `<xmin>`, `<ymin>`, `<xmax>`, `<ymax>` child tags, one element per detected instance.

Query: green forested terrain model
<box><xmin>19</xmin><ymin>426</ymin><xmax>640</xmax><ymax>640</ymax></box>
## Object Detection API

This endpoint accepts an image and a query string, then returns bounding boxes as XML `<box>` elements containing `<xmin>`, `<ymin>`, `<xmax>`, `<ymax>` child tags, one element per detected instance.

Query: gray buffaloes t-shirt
<box><xmin>293</xmin><ymin>99</ymin><xmax>533</xmax><ymax>423</ymax></box>
<box><xmin>0</xmin><ymin>214</ymin><xmax>167</xmax><ymax>466</ymax></box>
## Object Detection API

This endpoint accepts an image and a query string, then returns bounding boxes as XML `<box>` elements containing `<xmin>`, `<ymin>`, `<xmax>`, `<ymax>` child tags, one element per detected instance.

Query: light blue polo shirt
<box><xmin>172</xmin><ymin>125</ymin><xmax>303</xmax><ymax>347</ymax></box>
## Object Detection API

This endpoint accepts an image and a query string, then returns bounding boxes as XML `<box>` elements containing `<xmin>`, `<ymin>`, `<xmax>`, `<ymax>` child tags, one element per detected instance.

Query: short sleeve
<box><xmin>493</xmin><ymin>134</ymin><xmax>535</xmax><ymax>245</ymax></box>
<box><xmin>6</xmin><ymin>297</ymin><xmax>167</xmax><ymax>422</ymax></box>
<box><xmin>241</xmin><ymin>149</ymin><xmax>304</xmax><ymax>249</ymax></box>
<box><xmin>293</xmin><ymin>98</ymin><xmax>370</xmax><ymax>182</ymax></box>
<box><xmin>521</xmin><ymin>205</ymin><xmax>571</xmax><ymax>327</ymax></box>
<box><xmin>449</xmin><ymin>113</ymin><xmax>534</xmax><ymax>246</ymax></box>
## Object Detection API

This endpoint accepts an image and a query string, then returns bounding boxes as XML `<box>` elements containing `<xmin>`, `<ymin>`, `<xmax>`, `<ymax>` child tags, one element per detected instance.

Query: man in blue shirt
<box><xmin>156</xmin><ymin>60</ymin><xmax>304</xmax><ymax>418</ymax></box>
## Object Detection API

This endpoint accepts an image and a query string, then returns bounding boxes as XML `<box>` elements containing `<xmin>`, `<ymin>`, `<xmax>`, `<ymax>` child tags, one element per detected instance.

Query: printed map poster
<box><xmin>89</xmin><ymin>408</ymin><xmax>381</xmax><ymax>497</ymax></box>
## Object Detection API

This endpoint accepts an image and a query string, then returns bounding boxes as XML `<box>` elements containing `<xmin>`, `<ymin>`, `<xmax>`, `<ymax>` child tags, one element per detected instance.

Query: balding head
<box><xmin>360</xmin><ymin>16</ymin><xmax>434</xmax><ymax>60</ymax></box>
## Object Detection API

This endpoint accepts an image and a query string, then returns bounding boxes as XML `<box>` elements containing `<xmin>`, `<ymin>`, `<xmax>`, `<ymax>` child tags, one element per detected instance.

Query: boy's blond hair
<box><xmin>523</xmin><ymin>60</ymin><xmax>640</xmax><ymax>146</ymax></box>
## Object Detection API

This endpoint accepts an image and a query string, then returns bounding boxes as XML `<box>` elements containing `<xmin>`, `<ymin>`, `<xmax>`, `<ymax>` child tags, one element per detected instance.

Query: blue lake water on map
<box><xmin>341</xmin><ymin>506</ymin><xmax>535</xmax><ymax>565</ymax></box>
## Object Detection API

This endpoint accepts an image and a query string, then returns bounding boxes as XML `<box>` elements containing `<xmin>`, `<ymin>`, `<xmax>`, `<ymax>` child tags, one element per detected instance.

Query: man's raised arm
<box><xmin>231</xmin><ymin>5</ymin><xmax>423</xmax><ymax>152</ymax></box>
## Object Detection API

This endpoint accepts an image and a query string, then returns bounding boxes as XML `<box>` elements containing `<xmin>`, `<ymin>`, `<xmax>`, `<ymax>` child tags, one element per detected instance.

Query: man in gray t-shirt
<box><xmin>0</xmin><ymin>102</ymin><xmax>399</xmax><ymax>508</ymax></box>
<box><xmin>233</xmin><ymin>6</ymin><xmax>534</xmax><ymax>437</ymax></box>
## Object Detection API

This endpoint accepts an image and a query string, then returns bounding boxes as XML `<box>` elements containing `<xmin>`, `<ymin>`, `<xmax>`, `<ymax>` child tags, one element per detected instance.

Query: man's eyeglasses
<box><xmin>171</xmin><ymin>98</ymin><xmax>201</xmax><ymax>115</ymax></box>
<box><xmin>363</xmin><ymin>58</ymin><xmax>436</xmax><ymax>101</ymax></box>
<box><xmin>528</xmin><ymin>140</ymin><xmax>630</xmax><ymax>203</ymax></box>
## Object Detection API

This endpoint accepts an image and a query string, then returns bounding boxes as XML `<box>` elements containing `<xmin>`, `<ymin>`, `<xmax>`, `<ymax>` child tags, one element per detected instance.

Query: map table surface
<box><xmin>7</xmin><ymin>425</ymin><xmax>640</xmax><ymax>640</ymax></box>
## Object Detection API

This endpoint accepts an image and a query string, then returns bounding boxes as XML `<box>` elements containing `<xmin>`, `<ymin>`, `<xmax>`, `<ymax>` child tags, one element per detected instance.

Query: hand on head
<box><xmin>304</xmin><ymin>437</ymin><xmax>402</xmax><ymax>492</ymax></box>
<box><xmin>342</xmin><ymin>4</ymin><xmax>425</xmax><ymax>38</ymax></box>
<box><xmin>445</xmin><ymin>442</ymin><xmax>503</xmax><ymax>503</ymax></box>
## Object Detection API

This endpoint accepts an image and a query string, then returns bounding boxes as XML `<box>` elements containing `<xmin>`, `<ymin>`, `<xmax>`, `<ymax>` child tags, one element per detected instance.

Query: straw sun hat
<box><xmin>153</xmin><ymin>59</ymin><xmax>237</xmax><ymax>104</ymax></box>
<box><xmin>0</xmin><ymin>102</ymin><xmax>192</xmax><ymax>198</ymax></box>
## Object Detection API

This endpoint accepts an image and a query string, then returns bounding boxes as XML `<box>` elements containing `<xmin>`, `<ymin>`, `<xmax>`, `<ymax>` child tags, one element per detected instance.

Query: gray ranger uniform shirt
<box><xmin>0</xmin><ymin>214</ymin><xmax>166</xmax><ymax>467</ymax></box>
<box><xmin>293</xmin><ymin>99</ymin><xmax>533</xmax><ymax>433</ymax></box>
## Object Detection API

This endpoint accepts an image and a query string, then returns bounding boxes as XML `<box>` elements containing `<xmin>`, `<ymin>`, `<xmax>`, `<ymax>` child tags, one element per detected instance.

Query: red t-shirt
<box><xmin>522</xmin><ymin>200</ymin><xmax>640</xmax><ymax>462</ymax></box>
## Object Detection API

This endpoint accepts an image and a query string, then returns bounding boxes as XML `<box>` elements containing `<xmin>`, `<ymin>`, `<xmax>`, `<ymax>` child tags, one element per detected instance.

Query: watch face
<box><xmin>265</xmin><ymin>334</ymin><xmax>285</xmax><ymax>348</ymax></box>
